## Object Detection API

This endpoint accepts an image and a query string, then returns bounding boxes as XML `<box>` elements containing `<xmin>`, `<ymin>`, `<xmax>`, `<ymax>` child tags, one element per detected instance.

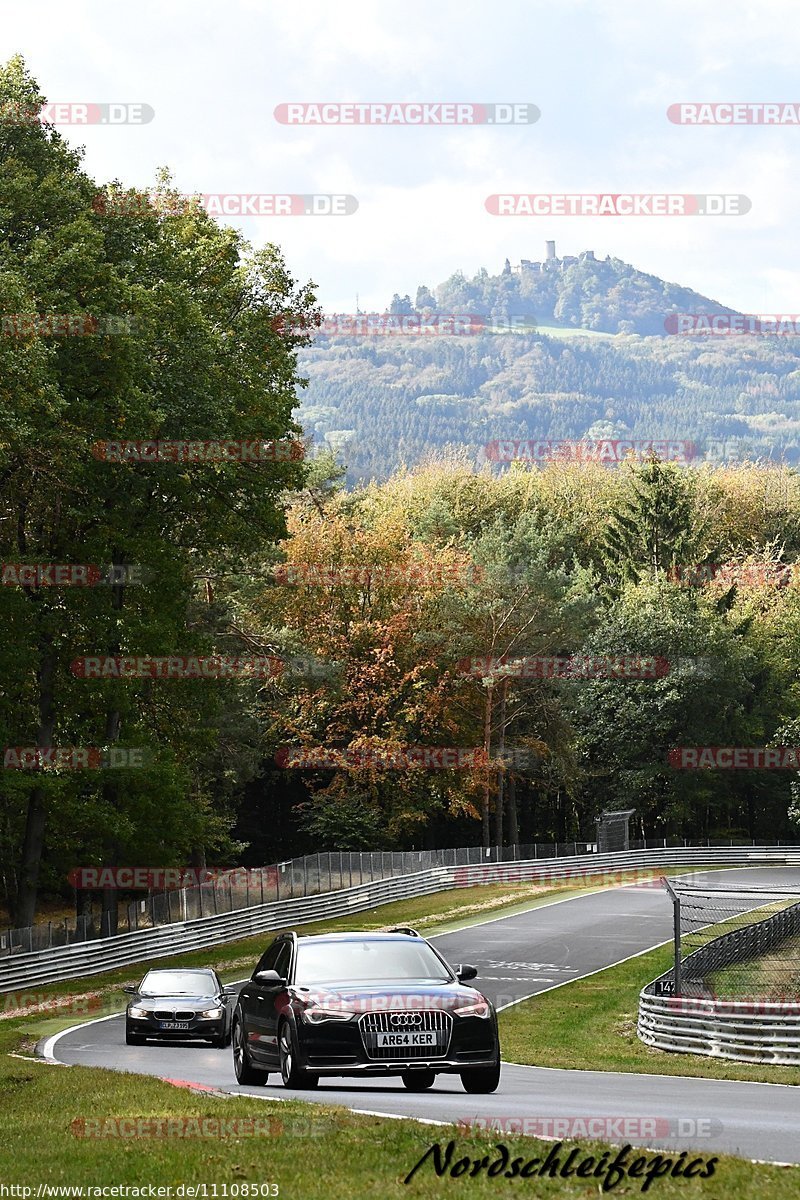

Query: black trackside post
<box><xmin>662</xmin><ymin>877</ymin><xmax>682</xmax><ymax>995</ymax></box>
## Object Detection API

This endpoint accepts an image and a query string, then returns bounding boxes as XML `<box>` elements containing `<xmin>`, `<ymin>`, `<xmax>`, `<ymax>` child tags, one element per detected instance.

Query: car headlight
<box><xmin>128</xmin><ymin>1005</ymin><xmax>149</xmax><ymax>1019</ymax></box>
<box><xmin>452</xmin><ymin>1000</ymin><xmax>491</xmax><ymax>1018</ymax></box>
<box><xmin>198</xmin><ymin>1007</ymin><xmax>224</xmax><ymax>1019</ymax></box>
<box><xmin>300</xmin><ymin>1005</ymin><xmax>356</xmax><ymax>1024</ymax></box>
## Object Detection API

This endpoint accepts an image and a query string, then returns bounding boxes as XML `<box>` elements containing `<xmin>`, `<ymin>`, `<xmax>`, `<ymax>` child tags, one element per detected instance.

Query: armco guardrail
<box><xmin>2</xmin><ymin>841</ymin><xmax>601</xmax><ymax>954</ymax></box>
<box><xmin>638</xmin><ymin>993</ymin><xmax>800</xmax><ymax>1066</ymax></box>
<box><xmin>2</xmin><ymin>845</ymin><xmax>798</xmax><ymax>992</ymax></box>
<box><xmin>638</xmin><ymin>886</ymin><xmax>800</xmax><ymax>1066</ymax></box>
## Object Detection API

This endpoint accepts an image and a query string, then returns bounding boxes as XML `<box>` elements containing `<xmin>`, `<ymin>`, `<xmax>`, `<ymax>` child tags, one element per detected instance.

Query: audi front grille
<box><xmin>359</xmin><ymin>1010</ymin><xmax>452</xmax><ymax>1060</ymax></box>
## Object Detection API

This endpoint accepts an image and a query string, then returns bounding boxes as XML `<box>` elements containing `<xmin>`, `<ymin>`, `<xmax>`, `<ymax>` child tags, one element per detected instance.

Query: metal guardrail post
<box><xmin>662</xmin><ymin>877</ymin><xmax>682</xmax><ymax>995</ymax></box>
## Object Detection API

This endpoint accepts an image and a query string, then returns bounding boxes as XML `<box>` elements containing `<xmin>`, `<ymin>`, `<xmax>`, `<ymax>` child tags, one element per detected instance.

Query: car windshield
<box><xmin>294</xmin><ymin>939</ymin><xmax>453</xmax><ymax>985</ymax></box>
<box><xmin>139</xmin><ymin>970</ymin><xmax>215</xmax><ymax>997</ymax></box>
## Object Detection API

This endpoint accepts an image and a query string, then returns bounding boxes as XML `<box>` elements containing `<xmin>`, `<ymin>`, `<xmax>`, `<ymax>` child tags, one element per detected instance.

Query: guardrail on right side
<box><xmin>638</xmin><ymin>992</ymin><xmax>800</xmax><ymax>1066</ymax></box>
<box><xmin>3</xmin><ymin>845</ymin><xmax>798</xmax><ymax>992</ymax></box>
<box><xmin>638</xmin><ymin>882</ymin><xmax>800</xmax><ymax>1066</ymax></box>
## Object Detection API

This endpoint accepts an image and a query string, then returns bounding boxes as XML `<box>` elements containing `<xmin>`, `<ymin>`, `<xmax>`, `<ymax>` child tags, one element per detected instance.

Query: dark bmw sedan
<box><xmin>124</xmin><ymin>968</ymin><xmax>235</xmax><ymax>1047</ymax></box>
<box><xmin>232</xmin><ymin>929</ymin><xmax>501</xmax><ymax>1092</ymax></box>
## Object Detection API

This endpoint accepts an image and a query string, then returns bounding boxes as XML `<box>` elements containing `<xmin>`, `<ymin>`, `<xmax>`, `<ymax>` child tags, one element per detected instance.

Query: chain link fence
<box><xmin>2</xmin><ymin>835</ymin><xmax>795</xmax><ymax>958</ymax></box>
<box><xmin>656</xmin><ymin>881</ymin><xmax>800</xmax><ymax>1001</ymax></box>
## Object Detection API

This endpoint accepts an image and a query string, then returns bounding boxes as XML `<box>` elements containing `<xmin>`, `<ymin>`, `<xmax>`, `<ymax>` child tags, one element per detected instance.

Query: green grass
<box><xmin>1</xmin><ymin>1013</ymin><xmax>797</xmax><ymax>1197</ymax></box>
<box><xmin>0</xmin><ymin>870</ymin><xmax>797</xmax><ymax>1194</ymax></box>
<box><xmin>536</xmin><ymin>323</ymin><xmax>616</xmax><ymax>339</ymax></box>
<box><xmin>708</xmin><ymin>933</ymin><xmax>800</xmax><ymax>1000</ymax></box>
<box><xmin>499</xmin><ymin>943</ymin><xmax>800</xmax><ymax>1086</ymax></box>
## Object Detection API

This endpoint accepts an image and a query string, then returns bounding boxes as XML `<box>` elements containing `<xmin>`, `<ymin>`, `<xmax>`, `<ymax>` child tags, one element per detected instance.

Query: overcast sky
<box><xmin>3</xmin><ymin>1</ymin><xmax>800</xmax><ymax>314</ymax></box>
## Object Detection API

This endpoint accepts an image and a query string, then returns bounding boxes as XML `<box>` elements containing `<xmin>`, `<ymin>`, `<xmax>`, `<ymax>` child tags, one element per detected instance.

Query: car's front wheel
<box><xmin>232</xmin><ymin>1016</ymin><xmax>268</xmax><ymax>1085</ymax></box>
<box><xmin>402</xmin><ymin>1069</ymin><xmax>436</xmax><ymax>1091</ymax></box>
<box><xmin>125</xmin><ymin>1027</ymin><xmax>145</xmax><ymax>1046</ymax></box>
<box><xmin>460</xmin><ymin>1059</ymin><xmax>501</xmax><ymax>1093</ymax></box>
<box><xmin>278</xmin><ymin>1022</ymin><xmax>319</xmax><ymax>1089</ymax></box>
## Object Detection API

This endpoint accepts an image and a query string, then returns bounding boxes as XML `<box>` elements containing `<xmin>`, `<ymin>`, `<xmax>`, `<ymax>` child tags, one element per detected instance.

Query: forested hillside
<box><xmin>297</xmin><ymin>256</ymin><xmax>800</xmax><ymax>484</ymax></box>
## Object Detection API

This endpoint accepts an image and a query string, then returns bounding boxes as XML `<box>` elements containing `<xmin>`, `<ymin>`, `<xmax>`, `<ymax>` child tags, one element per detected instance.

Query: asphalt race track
<box><xmin>43</xmin><ymin>868</ymin><xmax>800</xmax><ymax>1165</ymax></box>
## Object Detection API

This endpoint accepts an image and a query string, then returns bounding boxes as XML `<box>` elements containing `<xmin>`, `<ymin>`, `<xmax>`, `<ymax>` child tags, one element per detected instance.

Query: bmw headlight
<box><xmin>198</xmin><ymin>1007</ymin><xmax>224</xmax><ymax>1019</ymax></box>
<box><xmin>128</xmin><ymin>1005</ymin><xmax>149</xmax><ymax>1019</ymax></box>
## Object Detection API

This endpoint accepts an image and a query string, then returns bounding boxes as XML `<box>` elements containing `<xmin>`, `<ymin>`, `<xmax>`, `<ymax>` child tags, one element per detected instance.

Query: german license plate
<box><xmin>375</xmin><ymin>1031</ymin><xmax>436</xmax><ymax>1047</ymax></box>
<box><xmin>159</xmin><ymin>1021</ymin><xmax>190</xmax><ymax>1030</ymax></box>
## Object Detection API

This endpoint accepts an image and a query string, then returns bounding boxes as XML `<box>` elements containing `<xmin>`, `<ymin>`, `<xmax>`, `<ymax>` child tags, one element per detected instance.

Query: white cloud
<box><xmin>1</xmin><ymin>0</ymin><xmax>799</xmax><ymax>314</ymax></box>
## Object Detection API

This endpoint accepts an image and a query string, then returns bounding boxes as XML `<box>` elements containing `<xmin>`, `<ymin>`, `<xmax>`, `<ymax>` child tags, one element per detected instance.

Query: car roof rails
<box><xmin>386</xmin><ymin>926</ymin><xmax>422</xmax><ymax>937</ymax></box>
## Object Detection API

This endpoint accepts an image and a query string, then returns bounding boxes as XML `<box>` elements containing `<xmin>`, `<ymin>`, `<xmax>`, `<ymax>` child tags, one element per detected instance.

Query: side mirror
<box><xmin>456</xmin><ymin>964</ymin><xmax>478</xmax><ymax>982</ymax></box>
<box><xmin>254</xmin><ymin>969</ymin><xmax>285</xmax><ymax>987</ymax></box>
<box><xmin>122</xmin><ymin>984</ymin><xmax>138</xmax><ymax>995</ymax></box>
<box><xmin>222</xmin><ymin>984</ymin><xmax>239</xmax><ymax>995</ymax></box>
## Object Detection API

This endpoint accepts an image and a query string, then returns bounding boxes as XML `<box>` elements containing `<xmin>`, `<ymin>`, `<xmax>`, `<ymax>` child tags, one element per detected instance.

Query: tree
<box><xmin>389</xmin><ymin>293</ymin><xmax>414</xmax><ymax>315</ymax></box>
<box><xmin>0</xmin><ymin>57</ymin><xmax>316</xmax><ymax>924</ymax></box>
<box><xmin>601</xmin><ymin>458</ymin><xmax>702</xmax><ymax>584</ymax></box>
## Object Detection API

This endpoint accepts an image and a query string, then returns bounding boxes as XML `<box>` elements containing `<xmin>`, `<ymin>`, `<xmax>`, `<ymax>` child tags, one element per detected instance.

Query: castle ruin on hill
<box><xmin>512</xmin><ymin>241</ymin><xmax>597</xmax><ymax>274</ymax></box>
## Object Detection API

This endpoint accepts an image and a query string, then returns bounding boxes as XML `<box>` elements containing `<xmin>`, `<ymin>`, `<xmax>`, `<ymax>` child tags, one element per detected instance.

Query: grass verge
<box><xmin>708</xmin><ymin>932</ymin><xmax>800</xmax><ymax>1000</ymax></box>
<box><xmin>0</xmin><ymin>1011</ymin><xmax>797</xmax><ymax>1197</ymax></box>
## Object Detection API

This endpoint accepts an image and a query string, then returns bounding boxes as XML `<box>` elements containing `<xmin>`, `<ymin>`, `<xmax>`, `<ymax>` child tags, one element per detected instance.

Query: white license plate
<box><xmin>160</xmin><ymin>1021</ymin><xmax>190</xmax><ymax>1030</ymax></box>
<box><xmin>375</xmin><ymin>1031</ymin><xmax>436</xmax><ymax>1047</ymax></box>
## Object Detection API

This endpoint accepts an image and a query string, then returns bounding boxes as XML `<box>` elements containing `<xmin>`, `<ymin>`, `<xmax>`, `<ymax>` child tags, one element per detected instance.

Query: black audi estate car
<box><xmin>124</xmin><ymin>967</ymin><xmax>235</xmax><ymax>1047</ymax></box>
<box><xmin>231</xmin><ymin>928</ymin><xmax>501</xmax><ymax>1092</ymax></box>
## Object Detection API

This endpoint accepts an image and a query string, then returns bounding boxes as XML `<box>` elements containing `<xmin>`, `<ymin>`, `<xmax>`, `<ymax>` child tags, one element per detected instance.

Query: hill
<box><xmin>295</xmin><ymin>249</ymin><xmax>800</xmax><ymax>484</ymax></box>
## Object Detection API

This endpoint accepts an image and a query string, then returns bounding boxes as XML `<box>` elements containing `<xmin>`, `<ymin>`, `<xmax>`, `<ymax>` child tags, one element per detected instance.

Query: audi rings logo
<box><xmin>390</xmin><ymin>1012</ymin><xmax>423</xmax><ymax>1027</ymax></box>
